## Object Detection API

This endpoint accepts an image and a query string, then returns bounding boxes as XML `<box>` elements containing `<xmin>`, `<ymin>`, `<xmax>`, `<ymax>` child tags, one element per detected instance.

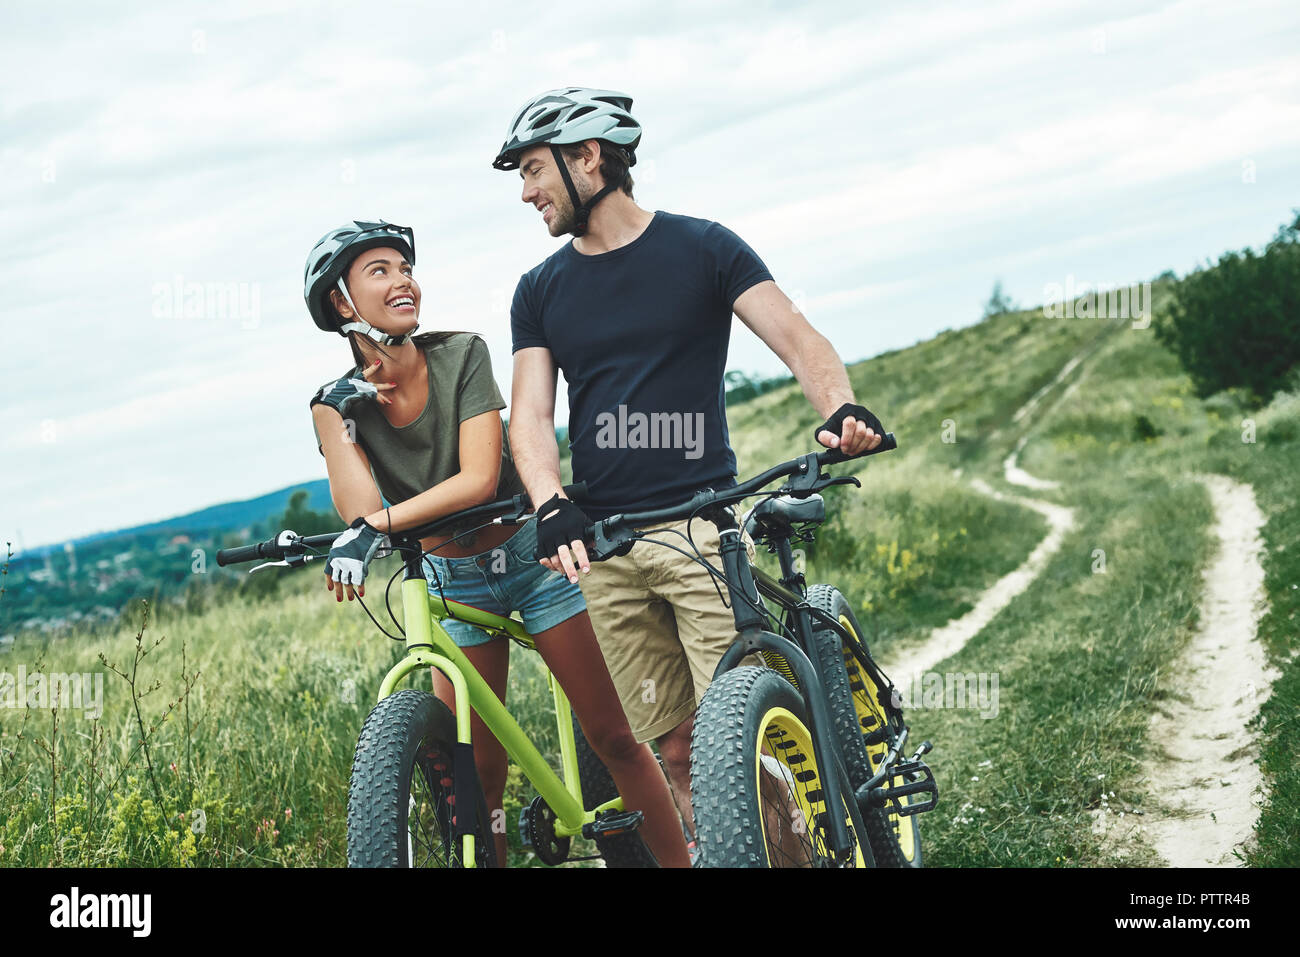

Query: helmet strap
<box><xmin>551</xmin><ymin>145</ymin><xmax>621</xmax><ymax>237</ymax></box>
<box><xmin>335</xmin><ymin>277</ymin><xmax>415</xmax><ymax>346</ymax></box>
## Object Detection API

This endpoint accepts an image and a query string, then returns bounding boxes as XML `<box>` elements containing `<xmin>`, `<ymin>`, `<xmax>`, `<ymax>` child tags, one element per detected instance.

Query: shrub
<box><xmin>1154</xmin><ymin>212</ymin><xmax>1300</xmax><ymax>405</ymax></box>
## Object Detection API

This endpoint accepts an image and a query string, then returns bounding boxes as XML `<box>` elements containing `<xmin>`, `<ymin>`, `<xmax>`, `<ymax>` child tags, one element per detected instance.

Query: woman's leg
<box><xmin>431</xmin><ymin>637</ymin><xmax>510</xmax><ymax>866</ymax></box>
<box><xmin>533</xmin><ymin>611</ymin><xmax>692</xmax><ymax>868</ymax></box>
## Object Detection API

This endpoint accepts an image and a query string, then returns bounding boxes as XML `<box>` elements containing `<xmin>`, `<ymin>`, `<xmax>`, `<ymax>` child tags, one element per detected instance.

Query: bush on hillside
<box><xmin>1154</xmin><ymin>212</ymin><xmax>1300</xmax><ymax>405</ymax></box>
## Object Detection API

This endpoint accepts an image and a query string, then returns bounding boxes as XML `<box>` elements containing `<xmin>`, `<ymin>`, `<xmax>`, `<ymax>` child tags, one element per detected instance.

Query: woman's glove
<box><xmin>324</xmin><ymin>516</ymin><xmax>388</xmax><ymax>597</ymax></box>
<box><xmin>309</xmin><ymin>361</ymin><xmax>394</xmax><ymax>416</ymax></box>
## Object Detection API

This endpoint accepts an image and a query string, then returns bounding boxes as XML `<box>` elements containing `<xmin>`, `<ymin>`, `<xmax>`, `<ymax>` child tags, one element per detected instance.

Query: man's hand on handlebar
<box><xmin>815</xmin><ymin>402</ymin><xmax>885</xmax><ymax>457</ymax></box>
<box><xmin>534</xmin><ymin>494</ymin><xmax>592</xmax><ymax>583</ymax></box>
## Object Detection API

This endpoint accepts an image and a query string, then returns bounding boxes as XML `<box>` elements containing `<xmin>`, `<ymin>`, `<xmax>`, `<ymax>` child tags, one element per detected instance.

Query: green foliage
<box><xmin>277</xmin><ymin>490</ymin><xmax>341</xmax><ymax>538</ymax></box>
<box><xmin>725</xmin><ymin>369</ymin><xmax>793</xmax><ymax>406</ymax></box>
<box><xmin>982</xmin><ymin>280</ymin><xmax>1018</xmax><ymax>319</ymax></box>
<box><xmin>1154</xmin><ymin>212</ymin><xmax>1300</xmax><ymax>405</ymax></box>
<box><xmin>1132</xmin><ymin>414</ymin><xmax>1162</xmax><ymax>441</ymax></box>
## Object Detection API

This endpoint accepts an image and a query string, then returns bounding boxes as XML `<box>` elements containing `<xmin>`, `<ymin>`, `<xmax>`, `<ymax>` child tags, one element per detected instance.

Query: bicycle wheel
<box><xmin>347</xmin><ymin>689</ymin><xmax>496</xmax><ymax>868</ymax></box>
<box><xmin>807</xmin><ymin>584</ymin><xmax>922</xmax><ymax>868</ymax></box>
<box><xmin>571</xmin><ymin>714</ymin><xmax>660</xmax><ymax>867</ymax></box>
<box><xmin>690</xmin><ymin>665</ymin><xmax>870</xmax><ymax>867</ymax></box>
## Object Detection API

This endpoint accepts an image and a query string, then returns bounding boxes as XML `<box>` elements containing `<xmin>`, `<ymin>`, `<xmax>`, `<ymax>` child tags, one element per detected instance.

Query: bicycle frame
<box><xmin>376</xmin><ymin>548</ymin><xmax>622</xmax><ymax>866</ymax></box>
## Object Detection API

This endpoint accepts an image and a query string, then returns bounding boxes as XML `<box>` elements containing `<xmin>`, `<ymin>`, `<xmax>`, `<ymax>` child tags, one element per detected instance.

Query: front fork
<box><xmin>376</xmin><ymin>560</ymin><xmax>615</xmax><ymax>864</ymax></box>
<box><xmin>712</xmin><ymin>523</ymin><xmax>872</xmax><ymax>866</ymax></box>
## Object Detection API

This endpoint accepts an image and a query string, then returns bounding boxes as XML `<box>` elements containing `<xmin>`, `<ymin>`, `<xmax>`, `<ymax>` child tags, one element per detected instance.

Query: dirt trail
<box><xmin>883</xmin><ymin>350</ymin><xmax>1082</xmax><ymax>678</ymax></box>
<box><xmin>1093</xmin><ymin>474</ymin><xmax>1273</xmax><ymax>866</ymax></box>
<box><xmin>883</xmin><ymin>479</ymin><xmax>1074</xmax><ymax>678</ymax></box>
<box><xmin>881</xmin><ymin>336</ymin><xmax>1273</xmax><ymax>865</ymax></box>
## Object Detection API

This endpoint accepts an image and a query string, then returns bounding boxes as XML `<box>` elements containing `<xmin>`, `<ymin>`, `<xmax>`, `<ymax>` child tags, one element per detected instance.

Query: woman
<box><xmin>303</xmin><ymin>220</ymin><xmax>689</xmax><ymax>867</ymax></box>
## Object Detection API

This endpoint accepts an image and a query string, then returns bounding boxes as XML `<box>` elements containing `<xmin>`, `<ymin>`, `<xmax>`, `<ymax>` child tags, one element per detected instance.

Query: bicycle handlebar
<box><xmin>216</xmin><ymin>481</ymin><xmax>589</xmax><ymax>567</ymax></box>
<box><xmin>582</xmin><ymin>433</ymin><xmax>897</xmax><ymax>561</ymax></box>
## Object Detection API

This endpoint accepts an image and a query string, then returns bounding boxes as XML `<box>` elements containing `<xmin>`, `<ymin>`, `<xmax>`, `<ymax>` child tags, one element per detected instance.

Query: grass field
<box><xmin>3</xmin><ymin>283</ymin><xmax>1297</xmax><ymax>867</ymax></box>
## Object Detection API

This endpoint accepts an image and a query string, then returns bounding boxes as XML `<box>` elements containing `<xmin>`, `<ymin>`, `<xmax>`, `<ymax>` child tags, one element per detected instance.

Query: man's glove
<box><xmin>310</xmin><ymin>376</ymin><xmax>381</xmax><ymax>416</ymax></box>
<box><xmin>533</xmin><ymin>494</ymin><xmax>592</xmax><ymax>561</ymax></box>
<box><xmin>814</xmin><ymin>402</ymin><xmax>884</xmax><ymax>453</ymax></box>
<box><xmin>325</xmin><ymin>516</ymin><xmax>388</xmax><ymax>588</ymax></box>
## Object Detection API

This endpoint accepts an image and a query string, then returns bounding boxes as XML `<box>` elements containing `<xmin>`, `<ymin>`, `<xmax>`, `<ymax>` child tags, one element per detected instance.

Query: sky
<box><xmin>3</xmin><ymin>0</ymin><xmax>1298</xmax><ymax>551</ymax></box>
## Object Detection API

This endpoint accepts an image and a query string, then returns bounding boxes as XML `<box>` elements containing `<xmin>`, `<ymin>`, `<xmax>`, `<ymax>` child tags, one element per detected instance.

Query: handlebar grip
<box><xmin>817</xmin><ymin>431</ymin><xmax>897</xmax><ymax>466</ymax></box>
<box><xmin>216</xmin><ymin>541</ymin><xmax>273</xmax><ymax>567</ymax></box>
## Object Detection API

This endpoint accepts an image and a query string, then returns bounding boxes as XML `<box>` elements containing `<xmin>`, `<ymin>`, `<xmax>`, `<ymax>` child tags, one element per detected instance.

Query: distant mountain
<box><xmin>16</xmin><ymin>480</ymin><xmax>333</xmax><ymax>562</ymax></box>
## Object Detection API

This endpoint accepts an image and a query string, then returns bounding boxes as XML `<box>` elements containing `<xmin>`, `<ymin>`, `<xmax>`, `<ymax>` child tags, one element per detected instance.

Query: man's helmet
<box><xmin>493</xmin><ymin>88</ymin><xmax>642</xmax><ymax>236</ymax></box>
<box><xmin>492</xmin><ymin>87</ymin><xmax>640</xmax><ymax>171</ymax></box>
<box><xmin>303</xmin><ymin>220</ymin><xmax>416</xmax><ymax>343</ymax></box>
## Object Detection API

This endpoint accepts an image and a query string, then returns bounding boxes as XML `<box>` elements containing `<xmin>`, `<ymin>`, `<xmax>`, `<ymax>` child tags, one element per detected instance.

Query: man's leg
<box><xmin>645</xmin><ymin>519</ymin><xmax>762</xmax><ymax>840</ymax></box>
<box><xmin>654</xmin><ymin>712</ymin><xmax>696</xmax><ymax>837</ymax></box>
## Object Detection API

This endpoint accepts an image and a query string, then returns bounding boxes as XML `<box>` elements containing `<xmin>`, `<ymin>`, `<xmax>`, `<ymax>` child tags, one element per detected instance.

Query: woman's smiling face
<box><xmin>332</xmin><ymin>245</ymin><xmax>421</xmax><ymax>332</ymax></box>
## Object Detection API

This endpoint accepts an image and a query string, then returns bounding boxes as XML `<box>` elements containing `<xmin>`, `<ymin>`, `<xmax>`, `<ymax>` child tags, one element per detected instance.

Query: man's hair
<box><xmin>560</xmin><ymin>141</ymin><xmax>634</xmax><ymax>199</ymax></box>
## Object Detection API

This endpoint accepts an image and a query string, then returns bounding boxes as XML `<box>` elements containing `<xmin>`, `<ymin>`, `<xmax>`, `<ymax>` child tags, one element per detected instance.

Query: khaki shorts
<box><xmin>579</xmin><ymin>516</ymin><xmax>761</xmax><ymax>743</ymax></box>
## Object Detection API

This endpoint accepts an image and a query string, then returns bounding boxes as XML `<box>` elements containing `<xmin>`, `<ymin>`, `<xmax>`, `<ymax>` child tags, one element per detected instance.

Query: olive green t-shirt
<box><xmin>311</xmin><ymin>333</ymin><xmax>524</xmax><ymax>533</ymax></box>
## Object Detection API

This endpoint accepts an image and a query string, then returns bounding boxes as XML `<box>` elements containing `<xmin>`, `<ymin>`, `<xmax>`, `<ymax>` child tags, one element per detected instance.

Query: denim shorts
<box><xmin>421</xmin><ymin>519</ymin><xmax>588</xmax><ymax>647</ymax></box>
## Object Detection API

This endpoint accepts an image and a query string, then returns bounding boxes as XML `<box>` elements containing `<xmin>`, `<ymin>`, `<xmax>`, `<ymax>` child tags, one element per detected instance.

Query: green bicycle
<box><xmin>217</xmin><ymin>483</ymin><xmax>657</xmax><ymax>868</ymax></box>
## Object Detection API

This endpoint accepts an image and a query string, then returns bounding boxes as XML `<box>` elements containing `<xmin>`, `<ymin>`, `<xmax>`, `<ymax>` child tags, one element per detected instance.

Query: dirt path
<box><xmin>883</xmin><ymin>479</ymin><xmax>1074</xmax><ymax>678</ymax></box>
<box><xmin>883</xmin><ymin>349</ymin><xmax>1083</xmax><ymax>677</ymax></box>
<box><xmin>1093</xmin><ymin>474</ymin><xmax>1273</xmax><ymax>866</ymax></box>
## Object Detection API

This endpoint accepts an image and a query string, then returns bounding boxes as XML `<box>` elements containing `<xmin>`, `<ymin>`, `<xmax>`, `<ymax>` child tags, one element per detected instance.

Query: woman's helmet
<box><xmin>304</xmin><ymin>220</ymin><xmax>416</xmax><ymax>344</ymax></box>
<box><xmin>493</xmin><ymin>88</ymin><xmax>641</xmax><ymax>236</ymax></box>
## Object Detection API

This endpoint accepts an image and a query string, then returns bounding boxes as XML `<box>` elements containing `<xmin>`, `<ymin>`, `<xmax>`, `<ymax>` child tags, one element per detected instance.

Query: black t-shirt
<box><xmin>511</xmin><ymin>211</ymin><xmax>773</xmax><ymax>520</ymax></box>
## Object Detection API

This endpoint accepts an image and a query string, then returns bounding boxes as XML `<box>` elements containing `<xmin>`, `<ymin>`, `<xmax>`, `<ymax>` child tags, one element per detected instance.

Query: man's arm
<box><xmin>507</xmin><ymin>347</ymin><xmax>565</xmax><ymax>509</ymax></box>
<box><xmin>509</xmin><ymin>346</ymin><xmax>590</xmax><ymax>579</ymax></box>
<box><xmin>733</xmin><ymin>279</ymin><xmax>881</xmax><ymax>455</ymax></box>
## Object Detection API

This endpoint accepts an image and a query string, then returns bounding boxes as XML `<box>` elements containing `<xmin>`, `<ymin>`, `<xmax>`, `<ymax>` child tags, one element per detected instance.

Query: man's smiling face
<box><xmin>518</xmin><ymin>144</ymin><xmax>591</xmax><ymax>237</ymax></box>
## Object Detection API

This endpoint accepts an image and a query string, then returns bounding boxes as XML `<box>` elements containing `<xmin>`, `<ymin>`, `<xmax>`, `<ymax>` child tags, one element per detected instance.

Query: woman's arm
<box><xmin>313</xmin><ymin>403</ymin><xmax>384</xmax><ymax>522</ymax></box>
<box><xmin>359</xmin><ymin>410</ymin><xmax>504</xmax><ymax>534</ymax></box>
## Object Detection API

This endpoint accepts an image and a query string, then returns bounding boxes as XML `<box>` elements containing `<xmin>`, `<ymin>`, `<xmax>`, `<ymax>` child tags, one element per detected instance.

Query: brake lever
<box><xmin>589</xmin><ymin>517</ymin><xmax>638</xmax><ymax>561</ymax></box>
<box><xmin>249</xmin><ymin>553</ymin><xmax>314</xmax><ymax>574</ymax></box>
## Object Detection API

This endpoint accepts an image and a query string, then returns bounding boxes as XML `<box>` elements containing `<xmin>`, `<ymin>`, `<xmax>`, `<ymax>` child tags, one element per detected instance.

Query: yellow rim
<box><xmin>839</xmin><ymin>614</ymin><xmax>916</xmax><ymax>863</ymax></box>
<box><xmin>753</xmin><ymin>706</ymin><xmax>866</xmax><ymax>867</ymax></box>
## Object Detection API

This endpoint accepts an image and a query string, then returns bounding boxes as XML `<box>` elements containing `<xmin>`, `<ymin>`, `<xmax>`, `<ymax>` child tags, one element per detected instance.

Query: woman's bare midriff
<box><xmin>418</xmin><ymin>520</ymin><xmax>518</xmax><ymax>559</ymax></box>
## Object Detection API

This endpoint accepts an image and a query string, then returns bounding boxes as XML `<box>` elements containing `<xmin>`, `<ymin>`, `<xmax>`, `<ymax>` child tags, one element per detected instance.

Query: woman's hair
<box><xmin>345</xmin><ymin>329</ymin><xmax>465</xmax><ymax>371</ymax></box>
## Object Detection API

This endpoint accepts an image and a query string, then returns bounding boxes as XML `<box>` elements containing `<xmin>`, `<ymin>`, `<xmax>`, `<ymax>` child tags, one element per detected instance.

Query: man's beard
<box><xmin>549</xmin><ymin>178</ymin><xmax>592</xmax><ymax>236</ymax></box>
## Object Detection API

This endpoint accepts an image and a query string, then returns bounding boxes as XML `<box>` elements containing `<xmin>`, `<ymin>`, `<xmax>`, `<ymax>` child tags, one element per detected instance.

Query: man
<box><xmin>494</xmin><ymin>87</ymin><xmax>884</xmax><ymax>836</ymax></box>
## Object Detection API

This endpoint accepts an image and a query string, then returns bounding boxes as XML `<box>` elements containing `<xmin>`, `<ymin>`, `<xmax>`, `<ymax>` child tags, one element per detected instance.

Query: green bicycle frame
<box><xmin>374</xmin><ymin>556</ymin><xmax>622</xmax><ymax>866</ymax></box>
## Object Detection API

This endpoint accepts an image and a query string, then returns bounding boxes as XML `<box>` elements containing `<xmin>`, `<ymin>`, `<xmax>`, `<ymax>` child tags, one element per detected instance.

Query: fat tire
<box><xmin>806</xmin><ymin>584</ymin><xmax>923</xmax><ymax>868</ymax></box>
<box><xmin>690</xmin><ymin>665</ymin><xmax>870</xmax><ymax>867</ymax></box>
<box><xmin>347</xmin><ymin>688</ymin><xmax>495</xmax><ymax>868</ymax></box>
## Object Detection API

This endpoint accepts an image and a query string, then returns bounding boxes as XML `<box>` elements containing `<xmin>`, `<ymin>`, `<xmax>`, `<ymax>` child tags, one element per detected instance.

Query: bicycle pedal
<box><xmin>858</xmin><ymin>758</ymin><xmax>939</xmax><ymax>817</ymax></box>
<box><xmin>582</xmin><ymin>809</ymin><xmax>644</xmax><ymax>841</ymax></box>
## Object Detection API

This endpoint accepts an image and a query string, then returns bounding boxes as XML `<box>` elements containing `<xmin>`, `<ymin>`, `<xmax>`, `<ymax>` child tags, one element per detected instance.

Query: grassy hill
<box><xmin>3</xmin><ymin>281</ymin><xmax>1297</xmax><ymax>867</ymax></box>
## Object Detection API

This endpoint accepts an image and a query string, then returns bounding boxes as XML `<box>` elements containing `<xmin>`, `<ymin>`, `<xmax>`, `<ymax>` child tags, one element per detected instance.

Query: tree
<box><xmin>1154</xmin><ymin>211</ymin><xmax>1300</xmax><ymax>404</ymax></box>
<box><xmin>277</xmin><ymin>490</ymin><xmax>341</xmax><ymax>537</ymax></box>
<box><xmin>982</xmin><ymin>280</ymin><xmax>1018</xmax><ymax>319</ymax></box>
